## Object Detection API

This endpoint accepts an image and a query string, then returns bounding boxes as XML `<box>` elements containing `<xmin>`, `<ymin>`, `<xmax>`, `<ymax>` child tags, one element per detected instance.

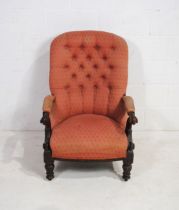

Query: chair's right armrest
<box><xmin>40</xmin><ymin>95</ymin><xmax>55</xmax><ymax>126</ymax></box>
<box><xmin>122</xmin><ymin>96</ymin><xmax>138</xmax><ymax>125</ymax></box>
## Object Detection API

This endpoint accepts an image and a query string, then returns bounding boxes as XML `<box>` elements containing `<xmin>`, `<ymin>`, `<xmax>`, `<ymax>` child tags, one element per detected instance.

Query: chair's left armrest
<box><xmin>122</xmin><ymin>96</ymin><xmax>138</xmax><ymax>125</ymax></box>
<box><xmin>40</xmin><ymin>95</ymin><xmax>55</xmax><ymax>126</ymax></box>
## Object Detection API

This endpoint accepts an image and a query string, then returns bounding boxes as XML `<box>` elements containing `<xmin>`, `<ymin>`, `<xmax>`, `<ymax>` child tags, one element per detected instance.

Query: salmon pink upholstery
<box><xmin>50</xmin><ymin>114</ymin><xmax>128</xmax><ymax>159</ymax></box>
<box><xmin>49</xmin><ymin>31</ymin><xmax>128</xmax><ymax>130</ymax></box>
<box><xmin>48</xmin><ymin>31</ymin><xmax>129</xmax><ymax>160</ymax></box>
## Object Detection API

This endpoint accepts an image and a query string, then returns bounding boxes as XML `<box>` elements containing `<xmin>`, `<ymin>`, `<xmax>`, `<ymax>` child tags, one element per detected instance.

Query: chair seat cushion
<box><xmin>50</xmin><ymin>114</ymin><xmax>128</xmax><ymax>160</ymax></box>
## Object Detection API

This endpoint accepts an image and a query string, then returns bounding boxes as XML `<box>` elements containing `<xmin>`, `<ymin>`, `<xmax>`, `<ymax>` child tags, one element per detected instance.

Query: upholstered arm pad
<box><xmin>122</xmin><ymin>96</ymin><xmax>138</xmax><ymax>125</ymax></box>
<box><xmin>122</xmin><ymin>96</ymin><xmax>135</xmax><ymax>113</ymax></box>
<box><xmin>42</xmin><ymin>95</ymin><xmax>55</xmax><ymax>113</ymax></box>
<box><xmin>40</xmin><ymin>95</ymin><xmax>55</xmax><ymax>126</ymax></box>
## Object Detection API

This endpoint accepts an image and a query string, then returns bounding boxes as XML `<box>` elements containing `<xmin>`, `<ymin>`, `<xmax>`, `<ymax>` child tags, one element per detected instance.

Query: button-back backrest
<box><xmin>50</xmin><ymin>31</ymin><xmax>128</xmax><ymax>128</ymax></box>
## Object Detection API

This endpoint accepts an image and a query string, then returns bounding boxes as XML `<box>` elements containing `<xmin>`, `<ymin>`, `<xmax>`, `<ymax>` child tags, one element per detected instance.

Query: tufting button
<box><xmin>72</xmin><ymin>54</ymin><xmax>78</xmax><ymax>60</ymax></box>
<box><xmin>94</xmin><ymin>84</ymin><xmax>98</xmax><ymax>89</ymax></box>
<box><xmin>86</xmin><ymin>54</ymin><xmax>92</xmax><ymax>60</ymax></box>
<box><xmin>79</xmin><ymin>64</ymin><xmax>84</xmax><ymax>69</ymax></box>
<box><xmin>64</xmin><ymin>64</ymin><xmax>70</xmax><ymax>69</ymax></box>
<box><xmin>72</xmin><ymin>73</ymin><xmax>77</xmax><ymax>78</ymax></box>
<box><xmin>110</xmin><ymin>45</ymin><xmax>116</xmax><ymax>50</ymax></box>
<box><xmin>101</xmin><ymin>74</ymin><xmax>106</xmax><ymax>80</ymax></box>
<box><xmin>108</xmin><ymin>84</ymin><xmax>113</xmax><ymax>90</ymax></box>
<box><xmin>79</xmin><ymin>43</ymin><xmax>85</xmax><ymax>50</ymax></box>
<box><xmin>93</xmin><ymin>64</ymin><xmax>98</xmax><ymax>69</ymax></box>
<box><xmin>64</xmin><ymin>44</ymin><xmax>71</xmax><ymax>49</ymax></box>
<box><xmin>86</xmin><ymin>73</ymin><xmax>91</xmax><ymax>79</ymax></box>
<box><xmin>79</xmin><ymin>84</ymin><xmax>84</xmax><ymax>89</ymax></box>
<box><xmin>94</xmin><ymin>44</ymin><xmax>101</xmax><ymax>51</ymax></box>
<box><xmin>108</xmin><ymin>64</ymin><xmax>114</xmax><ymax>70</ymax></box>
<box><xmin>102</xmin><ymin>55</ymin><xmax>108</xmax><ymax>61</ymax></box>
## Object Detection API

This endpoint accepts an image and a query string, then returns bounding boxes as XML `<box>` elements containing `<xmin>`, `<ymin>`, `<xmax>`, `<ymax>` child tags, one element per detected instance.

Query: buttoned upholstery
<box><xmin>49</xmin><ymin>31</ymin><xmax>129</xmax><ymax>160</ymax></box>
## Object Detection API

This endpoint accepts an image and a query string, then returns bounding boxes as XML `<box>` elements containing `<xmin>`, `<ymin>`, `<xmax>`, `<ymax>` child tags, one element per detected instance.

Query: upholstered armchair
<box><xmin>40</xmin><ymin>31</ymin><xmax>138</xmax><ymax>181</ymax></box>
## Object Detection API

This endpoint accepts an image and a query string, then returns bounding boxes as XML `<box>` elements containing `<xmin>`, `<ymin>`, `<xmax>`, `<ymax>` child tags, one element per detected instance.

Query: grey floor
<box><xmin>0</xmin><ymin>131</ymin><xmax>178</xmax><ymax>210</ymax></box>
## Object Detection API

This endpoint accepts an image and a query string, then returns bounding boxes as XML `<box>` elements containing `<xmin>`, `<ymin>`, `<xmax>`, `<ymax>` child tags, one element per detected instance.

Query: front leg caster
<box><xmin>46</xmin><ymin>174</ymin><xmax>54</xmax><ymax>181</ymax></box>
<box><xmin>47</xmin><ymin>175</ymin><xmax>54</xmax><ymax>181</ymax></box>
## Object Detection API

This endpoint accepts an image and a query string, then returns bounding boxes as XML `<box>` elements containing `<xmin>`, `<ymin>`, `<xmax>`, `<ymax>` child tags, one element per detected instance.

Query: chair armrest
<box><xmin>122</xmin><ymin>96</ymin><xmax>138</xmax><ymax>125</ymax></box>
<box><xmin>122</xmin><ymin>96</ymin><xmax>135</xmax><ymax>113</ymax></box>
<box><xmin>42</xmin><ymin>95</ymin><xmax>55</xmax><ymax>113</ymax></box>
<box><xmin>40</xmin><ymin>95</ymin><xmax>55</xmax><ymax>126</ymax></box>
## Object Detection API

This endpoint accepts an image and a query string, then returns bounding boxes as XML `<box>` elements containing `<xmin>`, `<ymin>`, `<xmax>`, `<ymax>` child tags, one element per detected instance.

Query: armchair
<box><xmin>40</xmin><ymin>31</ymin><xmax>138</xmax><ymax>181</ymax></box>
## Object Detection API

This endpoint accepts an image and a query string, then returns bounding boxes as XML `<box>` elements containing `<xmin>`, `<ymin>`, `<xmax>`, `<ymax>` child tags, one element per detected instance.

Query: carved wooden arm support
<box><xmin>122</xmin><ymin>96</ymin><xmax>138</xmax><ymax>125</ymax></box>
<box><xmin>40</xmin><ymin>112</ymin><xmax>51</xmax><ymax>127</ymax></box>
<box><xmin>40</xmin><ymin>95</ymin><xmax>55</xmax><ymax>150</ymax></box>
<box><xmin>122</xmin><ymin>96</ymin><xmax>138</xmax><ymax>152</ymax></box>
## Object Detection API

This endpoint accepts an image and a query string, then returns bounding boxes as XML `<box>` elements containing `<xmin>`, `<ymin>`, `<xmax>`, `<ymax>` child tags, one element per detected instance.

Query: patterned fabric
<box><xmin>49</xmin><ymin>31</ymin><xmax>128</xmax><ymax>129</ymax></box>
<box><xmin>50</xmin><ymin>114</ymin><xmax>128</xmax><ymax>159</ymax></box>
<box><xmin>49</xmin><ymin>31</ymin><xmax>129</xmax><ymax>160</ymax></box>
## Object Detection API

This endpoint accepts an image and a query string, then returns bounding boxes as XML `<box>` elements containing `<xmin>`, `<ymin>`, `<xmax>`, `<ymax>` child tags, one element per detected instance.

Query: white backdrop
<box><xmin>0</xmin><ymin>0</ymin><xmax>179</xmax><ymax>131</ymax></box>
